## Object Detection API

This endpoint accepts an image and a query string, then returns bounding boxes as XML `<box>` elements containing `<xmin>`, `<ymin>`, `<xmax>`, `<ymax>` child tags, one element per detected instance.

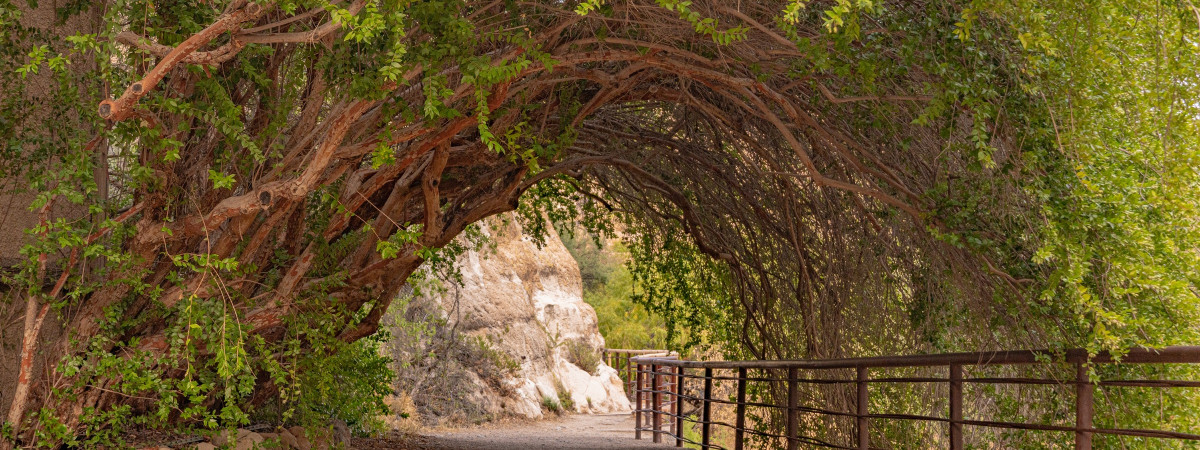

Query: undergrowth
<box><xmin>563</xmin><ymin>339</ymin><xmax>601</xmax><ymax>375</ymax></box>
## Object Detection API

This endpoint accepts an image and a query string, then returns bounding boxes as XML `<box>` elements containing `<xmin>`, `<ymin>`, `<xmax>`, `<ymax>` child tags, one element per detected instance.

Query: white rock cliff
<box><xmin>417</xmin><ymin>215</ymin><xmax>630</xmax><ymax>420</ymax></box>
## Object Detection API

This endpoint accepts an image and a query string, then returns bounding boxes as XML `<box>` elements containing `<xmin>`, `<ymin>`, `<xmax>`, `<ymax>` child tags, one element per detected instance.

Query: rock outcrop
<box><xmin>402</xmin><ymin>214</ymin><xmax>630</xmax><ymax>420</ymax></box>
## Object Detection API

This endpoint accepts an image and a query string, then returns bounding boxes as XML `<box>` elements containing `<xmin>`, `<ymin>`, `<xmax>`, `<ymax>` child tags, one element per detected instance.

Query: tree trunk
<box><xmin>0</xmin><ymin>1</ymin><xmax>1046</xmax><ymax>446</ymax></box>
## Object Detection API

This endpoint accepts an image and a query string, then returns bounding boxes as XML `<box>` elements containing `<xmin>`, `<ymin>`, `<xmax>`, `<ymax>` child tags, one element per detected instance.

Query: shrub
<box><xmin>466</xmin><ymin>335</ymin><xmax>521</xmax><ymax>394</ymax></box>
<box><xmin>563</xmin><ymin>339</ymin><xmax>601</xmax><ymax>375</ymax></box>
<box><xmin>553</xmin><ymin>378</ymin><xmax>575</xmax><ymax>412</ymax></box>
<box><xmin>251</xmin><ymin>294</ymin><xmax>394</xmax><ymax>438</ymax></box>
<box><xmin>287</xmin><ymin>332</ymin><xmax>393</xmax><ymax>436</ymax></box>
<box><xmin>382</xmin><ymin>394</ymin><xmax>421</xmax><ymax>434</ymax></box>
<box><xmin>385</xmin><ymin>293</ymin><xmax>522</xmax><ymax>425</ymax></box>
<box><xmin>556</xmin><ymin>390</ymin><xmax>575</xmax><ymax>413</ymax></box>
<box><xmin>541</xmin><ymin>396</ymin><xmax>561</xmax><ymax>414</ymax></box>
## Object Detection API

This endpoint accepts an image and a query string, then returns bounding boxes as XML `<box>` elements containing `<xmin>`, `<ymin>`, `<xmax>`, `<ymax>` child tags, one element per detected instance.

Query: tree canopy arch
<box><xmin>1</xmin><ymin>0</ymin><xmax>1196</xmax><ymax>445</ymax></box>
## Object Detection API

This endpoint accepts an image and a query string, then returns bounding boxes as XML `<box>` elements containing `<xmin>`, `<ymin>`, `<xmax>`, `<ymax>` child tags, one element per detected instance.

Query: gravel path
<box><xmin>420</xmin><ymin>413</ymin><xmax>675</xmax><ymax>450</ymax></box>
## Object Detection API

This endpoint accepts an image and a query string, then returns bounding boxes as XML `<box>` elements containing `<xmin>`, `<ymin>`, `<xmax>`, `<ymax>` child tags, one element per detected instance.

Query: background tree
<box><xmin>0</xmin><ymin>0</ymin><xmax>1196</xmax><ymax>446</ymax></box>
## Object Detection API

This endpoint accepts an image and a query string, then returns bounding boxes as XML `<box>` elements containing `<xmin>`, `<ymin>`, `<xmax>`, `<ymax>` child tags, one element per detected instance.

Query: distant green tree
<box><xmin>559</xmin><ymin>231</ymin><xmax>669</xmax><ymax>350</ymax></box>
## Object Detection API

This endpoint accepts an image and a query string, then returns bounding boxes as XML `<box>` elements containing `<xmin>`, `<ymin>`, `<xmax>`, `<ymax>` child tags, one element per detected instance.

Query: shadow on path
<box><xmin>420</xmin><ymin>413</ymin><xmax>675</xmax><ymax>450</ymax></box>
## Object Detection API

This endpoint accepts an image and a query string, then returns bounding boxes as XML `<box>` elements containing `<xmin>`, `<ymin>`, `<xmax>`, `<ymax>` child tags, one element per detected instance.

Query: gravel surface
<box><xmin>420</xmin><ymin>413</ymin><xmax>675</xmax><ymax>450</ymax></box>
<box><xmin>123</xmin><ymin>414</ymin><xmax>665</xmax><ymax>449</ymax></box>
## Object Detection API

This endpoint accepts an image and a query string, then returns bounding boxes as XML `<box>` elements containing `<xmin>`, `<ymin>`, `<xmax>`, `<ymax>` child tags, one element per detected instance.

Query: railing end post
<box><xmin>950</xmin><ymin>363</ymin><xmax>963</xmax><ymax>450</ymax></box>
<box><xmin>702</xmin><ymin>367</ymin><xmax>713</xmax><ymax>449</ymax></box>
<box><xmin>674</xmin><ymin>366</ymin><xmax>684</xmax><ymax>448</ymax></box>
<box><xmin>857</xmin><ymin>366</ymin><xmax>869</xmax><ymax>450</ymax></box>
<box><xmin>635</xmin><ymin>362</ymin><xmax>643</xmax><ymax>440</ymax></box>
<box><xmin>735</xmin><ymin>367</ymin><xmax>748</xmax><ymax>450</ymax></box>
<box><xmin>652</xmin><ymin>363</ymin><xmax>662</xmax><ymax>444</ymax></box>
<box><xmin>787</xmin><ymin>367</ymin><xmax>799</xmax><ymax>450</ymax></box>
<box><xmin>1076</xmin><ymin>362</ymin><xmax>1094</xmax><ymax>450</ymax></box>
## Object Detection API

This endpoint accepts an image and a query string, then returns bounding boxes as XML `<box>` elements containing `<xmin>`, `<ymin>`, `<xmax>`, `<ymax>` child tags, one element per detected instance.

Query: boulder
<box><xmin>397</xmin><ymin>214</ymin><xmax>632</xmax><ymax>421</ymax></box>
<box><xmin>286</xmin><ymin>426</ymin><xmax>311</xmax><ymax>450</ymax></box>
<box><xmin>329</xmin><ymin>419</ymin><xmax>350</xmax><ymax>449</ymax></box>
<box><xmin>233</xmin><ymin>431</ymin><xmax>263</xmax><ymax>450</ymax></box>
<box><xmin>277</xmin><ymin>429</ymin><xmax>304</xmax><ymax>450</ymax></box>
<box><xmin>211</xmin><ymin>429</ymin><xmax>235</xmax><ymax>447</ymax></box>
<box><xmin>212</xmin><ymin>428</ymin><xmax>263</xmax><ymax>449</ymax></box>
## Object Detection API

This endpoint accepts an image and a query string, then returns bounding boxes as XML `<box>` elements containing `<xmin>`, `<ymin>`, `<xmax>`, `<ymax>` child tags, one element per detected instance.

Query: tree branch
<box><xmin>100</xmin><ymin>3</ymin><xmax>267</xmax><ymax>121</ymax></box>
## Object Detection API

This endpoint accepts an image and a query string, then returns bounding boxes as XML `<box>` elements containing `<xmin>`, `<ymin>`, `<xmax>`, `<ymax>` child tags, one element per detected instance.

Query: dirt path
<box><xmin>419</xmin><ymin>413</ymin><xmax>675</xmax><ymax>450</ymax></box>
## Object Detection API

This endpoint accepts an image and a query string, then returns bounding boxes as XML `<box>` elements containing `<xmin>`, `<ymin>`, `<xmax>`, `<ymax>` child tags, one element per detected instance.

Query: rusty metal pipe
<box><xmin>857</xmin><ymin>367</ymin><xmax>868</xmax><ymax>450</ymax></box>
<box><xmin>950</xmin><ymin>364</ymin><xmax>963</xmax><ymax>450</ymax></box>
<box><xmin>702</xmin><ymin>368</ymin><xmax>712</xmax><ymax>449</ymax></box>
<box><xmin>1076</xmin><ymin>363</ymin><xmax>1094</xmax><ymax>450</ymax></box>
<box><xmin>631</xmin><ymin>346</ymin><xmax>1200</xmax><ymax>370</ymax></box>
<box><xmin>786</xmin><ymin>367</ymin><xmax>798</xmax><ymax>450</ymax></box>
<box><xmin>734</xmin><ymin>367</ymin><xmax>747</xmax><ymax>450</ymax></box>
<box><xmin>652</xmin><ymin>364</ymin><xmax>662</xmax><ymax>444</ymax></box>
<box><xmin>635</xmin><ymin>363</ymin><xmax>643</xmax><ymax>440</ymax></box>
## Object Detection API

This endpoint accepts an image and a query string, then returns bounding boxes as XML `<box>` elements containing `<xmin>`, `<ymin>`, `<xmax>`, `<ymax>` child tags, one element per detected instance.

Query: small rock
<box><xmin>194</xmin><ymin>444</ymin><xmax>216</xmax><ymax>450</ymax></box>
<box><xmin>311</xmin><ymin>434</ymin><xmax>328</xmax><ymax>450</ymax></box>
<box><xmin>235</xmin><ymin>431</ymin><xmax>264</xmax><ymax>450</ymax></box>
<box><xmin>277</xmin><ymin>430</ymin><xmax>300</xmax><ymax>449</ymax></box>
<box><xmin>330</xmin><ymin>419</ymin><xmax>350</xmax><ymax>449</ymax></box>
<box><xmin>212</xmin><ymin>429</ymin><xmax>237</xmax><ymax>447</ymax></box>
<box><xmin>286</xmin><ymin>427</ymin><xmax>311</xmax><ymax>450</ymax></box>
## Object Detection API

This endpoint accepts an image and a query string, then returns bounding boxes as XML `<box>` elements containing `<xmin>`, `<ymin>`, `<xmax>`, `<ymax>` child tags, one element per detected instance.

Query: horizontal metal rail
<box><xmin>632</xmin><ymin>346</ymin><xmax>1200</xmax><ymax>369</ymax></box>
<box><xmin>602</xmin><ymin>348</ymin><xmax>675</xmax><ymax>403</ymax></box>
<box><xmin>628</xmin><ymin>345</ymin><xmax>1200</xmax><ymax>450</ymax></box>
<box><xmin>606</xmin><ymin>348</ymin><xmax>679</xmax><ymax>355</ymax></box>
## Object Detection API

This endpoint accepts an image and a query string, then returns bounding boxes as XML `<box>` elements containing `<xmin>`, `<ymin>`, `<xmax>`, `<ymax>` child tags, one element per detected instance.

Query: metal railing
<box><xmin>604</xmin><ymin>348</ymin><xmax>676</xmax><ymax>401</ymax></box>
<box><xmin>631</xmin><ymin>346</ymin><xmax>1200</xmax><ymax>449</ymax></box>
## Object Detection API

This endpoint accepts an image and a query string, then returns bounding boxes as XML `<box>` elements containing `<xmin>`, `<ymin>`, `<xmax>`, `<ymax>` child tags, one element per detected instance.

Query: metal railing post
<box><xmin>621</xmin><ymin>346</ymin><xmax>1200</xmax><ymax>449</ymax></box>
<box><xmin>735</xmin><ymin>367</ymin><xmax>747</xmax><ymax>450</ymax></box>
<box><xmin>636</xmin><ymin>363</ymin><xmax>643</xmax><ymax>440</ymax></box>
<box><xmin>950</xmin><ymin>364</ymin><xmax>963</xmax><ymax>450</ymax></box>
<box><xmin>653</xmin><ymin>364</ymin><xmax>662</xmax><ymax>443</ymax></box>
<box><xmin>857</xmin><ymin>367</ymin><xmax>869</xmax><ymax>450</ymax></box>
<box><xmin>1076</xmin><ymin>363</ymin><xmax>1094</xmax><ymax>450</ymax></box>
<box><xmin>787</xmin><ymin>367</ymin><xmax>799</xmax><ymax>450</ymax></box>
<box><xmin>702</xmin><ymin>367</ymin><xmax>713</xmax><ymax>449</ymax></box>
<box><xmin>628</xmin><ymin>356</ymin><xmax>635</xmax><ymax>401</ymax></box>
<box><xmin>668</xmin><ymin>367</ymin><xmax>676</xmax><ymax>438</ymax></box>
<box><xmin>675</xmin><ymin>366</ymin><xmax>684</xmax><ymax>447</ymax></box>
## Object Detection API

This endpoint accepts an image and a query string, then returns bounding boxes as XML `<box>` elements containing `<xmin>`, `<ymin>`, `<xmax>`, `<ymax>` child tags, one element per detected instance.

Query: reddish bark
<box><xmin>3</xmin><ymin>2</ymin><xmax>1027</xmax><ymax>445</ymax></box>
<box><xmin>99</xmin><ymin>3</ymin><xmax>268</xmax><ymax>121</ymax></box>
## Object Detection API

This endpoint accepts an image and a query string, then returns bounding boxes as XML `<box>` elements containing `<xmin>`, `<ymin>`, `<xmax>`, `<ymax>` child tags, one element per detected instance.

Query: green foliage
<box><xmin>555</xmin><ymin>388</ymin><xmax>575</xmax><ymax>413</ymax></box>
<box><xmin>559</xmin><ymin>230</ymin><xmax>671</xmax><ymax>350</ymax></box>
<box><xmin>558</xmin><ymin>229</ymin><xmax>623</xmax><ymax>292</ymax></box>
<box><xmin>994</xmin><ymin>0</ymin><xmax>1200</xmax><ymax>356</ymax></box>
<box><xmin>282</xmin><ymin>333</ymin><xmax>393</xmax><ymax>436</ymax></box>
<box><xmin>540</xmin><ymin>395</ymin><xmax>561</xmax><ymax>414</ymax></box>
<box><xmin>624</xmin><ymin>230</ymin><xmax>731</xmax><ymax>352</ymax></box>
<box><xmin>563</xmin><ymin>339</ymin><xmax>601</xmax><ymax>375</ymax></box>
<box><xmin>250</xmin><ymin>270</ymin><xmax>395</xmax><ymax>435</ymax></box>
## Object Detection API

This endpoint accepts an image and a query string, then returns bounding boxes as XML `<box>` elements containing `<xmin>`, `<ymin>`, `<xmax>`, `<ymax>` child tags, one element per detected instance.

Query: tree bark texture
<box><xmin>0</xmin><ymin>0</ymin><xmax>1035</xmax><ymax>444</ymax></box>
